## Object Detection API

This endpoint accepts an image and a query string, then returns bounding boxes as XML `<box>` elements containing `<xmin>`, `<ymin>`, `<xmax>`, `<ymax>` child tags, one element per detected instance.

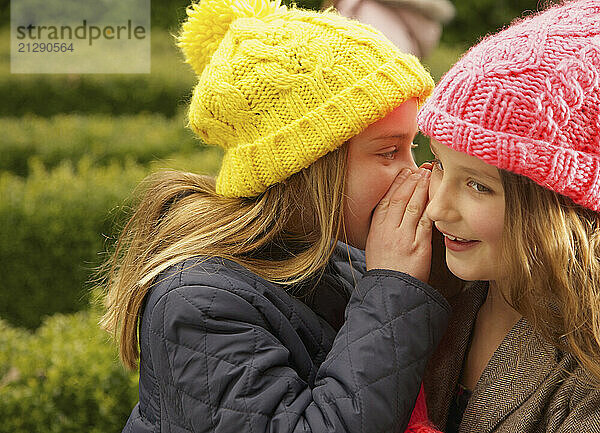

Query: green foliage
<box><xmin>0</xmin><ymin>74</ymin><xmax>191</xmax><ymax>117</ymax></box>
<box><xmin>0</xmin><ymin>311</ymin><xmax>138</xmax><ymax>433</ymax></box>
<box><xmin>421</xmin><ymin>43</ymin><xmax>465</xmax><ymax>83</ymax></box>
<box><xmin>146</xmin><ymin>146</ymin><xmax>223</xmax><ymax>174</ymax></box>
<box><xmin>0</xmin><ymin>69</ymin><xmax>194</xmax><ymax>118</ymax></box>
<box><xmin>151</xmin><ymin>0</ymin><xmax>198</xmax><ymax>31</ymax></box>
<box><xmin>0</xmin><ymin>113</ymin><xmax>199</xmax><ymax>176</ymax></box>
<box><xmin>0</xmin><ymin>159</ymin><xmax>145</xmax><ymax>329</ymax></box>
<box><xmin>0</xmin><ymin>2</ymin><xmax>6</xmax><ymax>26</ymax></box>
<box><xmin>0</xmin><ymin>28</ymin><xmax>195</xmax><ymax>118</ymax></box>
<box><xmin>442</xmin><ymin>0</ymin><xmax>560</xmax><ymax>47</ymax></box>
<box><xmin>150</xmin><ymin>0</ymin><xmax>323</xmax><ymax>30</ymax></box>
<box><xmin>0</xmin><ymin>146</ymin><xmax>222</xmax><ymax>329</ymax></box>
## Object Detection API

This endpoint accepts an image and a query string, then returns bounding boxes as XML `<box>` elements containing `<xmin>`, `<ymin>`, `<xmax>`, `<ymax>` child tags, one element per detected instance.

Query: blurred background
<box><xmin>0</xmin><ymin>0</ymin><xmax>557</xmax><ymax>431</ymax></box>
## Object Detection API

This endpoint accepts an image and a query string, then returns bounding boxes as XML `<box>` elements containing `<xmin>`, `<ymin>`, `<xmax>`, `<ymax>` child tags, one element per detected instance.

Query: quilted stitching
<box><xmin>125</xmin><ymin>246</ymin><xmax>450</xmax><ymax>433</ymax></box>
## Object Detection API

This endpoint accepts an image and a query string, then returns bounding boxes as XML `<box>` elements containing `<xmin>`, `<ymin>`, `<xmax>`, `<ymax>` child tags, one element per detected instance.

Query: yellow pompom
<box><xmin>177</xmin><ymin>0</ymin><xmax>287</xmax><ymax>76</ymax></box>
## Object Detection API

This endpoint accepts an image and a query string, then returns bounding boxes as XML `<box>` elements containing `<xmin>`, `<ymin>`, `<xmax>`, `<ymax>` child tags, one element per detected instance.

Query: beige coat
<box><xmin>321</xmin><ymin>0</ymin><xmax>454</xmax><ymax>58</ymax></box>
<box><xmin>424</xmin><ymin>282</ymin><xmax>600</xmax><ymax>432</ymax></box>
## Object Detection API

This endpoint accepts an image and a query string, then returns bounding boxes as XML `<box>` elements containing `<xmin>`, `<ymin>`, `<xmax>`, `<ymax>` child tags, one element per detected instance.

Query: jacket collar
<box><xmin>424</xmin><ymin>281</ymin><xmax>487</xmax><ymax>428</ymax></box>
<box><xmin>460</xmin><ymin>317</ymin><xmax>558</xmax><ymax>433</ymax></box>
<box><xmin>424</xmin><ymin>282</ymin><xmax>559</xmax><ymax>433</ymax></box>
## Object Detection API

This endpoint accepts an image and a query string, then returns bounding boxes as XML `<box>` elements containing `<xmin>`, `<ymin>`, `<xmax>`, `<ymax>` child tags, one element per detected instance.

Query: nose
<box><xmin>426</xmin><ymin>179</ymin><xmax>460</xmax><ymax>223</ymax></box>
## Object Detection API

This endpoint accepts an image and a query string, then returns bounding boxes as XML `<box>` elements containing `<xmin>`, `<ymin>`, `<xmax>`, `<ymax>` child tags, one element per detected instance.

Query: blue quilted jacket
<box><xmin>123</xmin><ymin>243</ymin><xmax>450</xmax><ymax>432</ymax></box>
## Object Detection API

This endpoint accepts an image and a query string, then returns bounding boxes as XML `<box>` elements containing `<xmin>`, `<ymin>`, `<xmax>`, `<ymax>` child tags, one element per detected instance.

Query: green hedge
<box><xmin>442</xmin><ymin>0</ymin><xmax>560</xmax><ymax>47</ymax></box>
<box><xmin>0</xmin><ymin>113</ymin><xmax>200</xmax><ymax>176</ymax></box>
<box><xmin>421</xmin><ymin>43</ymin><xmax>464</xmax><ymax>83</ymax></box>
<box><xmin>0</xmin><ymin>159</ymin><xmax>145</xmax><ymax>329</ymax></box>
<box><xmin>0</xmin><ymin>310</ymin><xmax>138</xmax><ymax>433</ymax></box>
<box><xmin>0</xmin><ymin>28</ymin><xmax>196</xmax><ymax>118</ymax></box>
<box><xmin>0</xmin><ymin>73</ymin><xmax>192</xmax><ymax>117</ymax></box>
<box><xmin>0</xmin><ymin>150</ymin><xmax>222</xmax><ymax>329</ymax></box>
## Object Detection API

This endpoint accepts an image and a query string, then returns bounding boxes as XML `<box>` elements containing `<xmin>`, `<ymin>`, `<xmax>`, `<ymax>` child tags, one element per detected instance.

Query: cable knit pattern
<box><xmin>417</xmin><ymin>0</ymin><xmax>600</xmax><ymax>211</ymax></box>
<box><xmin>178</xmin><ymin>0</ymin><xmax>434</xmax><ymax>197</ymax></box>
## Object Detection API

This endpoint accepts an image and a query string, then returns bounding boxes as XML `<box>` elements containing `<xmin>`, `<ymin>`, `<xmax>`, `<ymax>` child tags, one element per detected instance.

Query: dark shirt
<box><xmin>446</xmin><ymin>383</ymin><xmax>472</xmax><ymax>433</ymax></box>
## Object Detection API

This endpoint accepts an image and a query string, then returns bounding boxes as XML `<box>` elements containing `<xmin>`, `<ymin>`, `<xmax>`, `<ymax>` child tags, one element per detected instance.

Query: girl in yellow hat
<box><xmin>101</xmin><ymin>0</ymin><xmax>450</xmax><ymax>431</ymax></box>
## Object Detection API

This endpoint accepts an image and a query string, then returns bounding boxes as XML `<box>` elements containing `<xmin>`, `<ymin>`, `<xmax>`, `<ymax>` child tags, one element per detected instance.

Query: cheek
<box><xmin>370</xmin><ymin>167</ymin><xmax>405</xmax><ymax>208</ymax></box>
<box><xmin>347</xmin><ymin>177</ymin><xmax>387</xmax><ymax>214</ymax></box>
<box><xmin>356</xmin><ymin>166</ymin><xmax>398</xmax><ymax>202</ymax></box>
<box><xmin>346</xmin><ymin>148</ymin><xmax>414</xmax><ymax>211</ymax></box>
<box><xmin>428</xmin><ymin>175</ymin><xmax>440</xmax><ymax>199</ymax></box>
<box><xmin>469</xmin><ymin>203</ymin><xmax>505</xmax><ymax>244</ymax></box>
<box><xmin>426</xmin><ymin>174</ymin><xmax>442</xmax><ymax>209</ymax></box>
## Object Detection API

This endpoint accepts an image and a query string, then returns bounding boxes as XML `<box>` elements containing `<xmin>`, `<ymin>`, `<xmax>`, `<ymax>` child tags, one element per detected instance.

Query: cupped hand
<box><xmin>365</xmin><ymin>167</ymin><xmax>433</xmax><ymax>282</ymax></box>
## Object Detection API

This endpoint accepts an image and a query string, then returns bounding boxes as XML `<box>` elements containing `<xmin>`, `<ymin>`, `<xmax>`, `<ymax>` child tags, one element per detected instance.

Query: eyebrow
<box><xmin>461</xmin><ymin>166</ymin><xmax>501</xmax><ymax>184</ymax></box>
<box><xmin>429</xmin><ymin>142</ymin><xmax>501</xmax><ymax>184</ymax></box>
<box><xmin>372</xmin><ymin>133</ymin><xmax>415</xmax><ymax>142</ymax></box>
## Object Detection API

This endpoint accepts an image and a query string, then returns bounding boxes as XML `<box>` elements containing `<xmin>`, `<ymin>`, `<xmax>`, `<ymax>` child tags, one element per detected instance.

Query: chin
<box><xmin>446</xmin><ymin>256</ymin><xmax>489</xmax><ymax>282</ymax></box>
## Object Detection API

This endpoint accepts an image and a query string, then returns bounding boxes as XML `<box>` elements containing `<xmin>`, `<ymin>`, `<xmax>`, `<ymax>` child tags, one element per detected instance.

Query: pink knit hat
<box><xmin>417</xmin><ymin>0</ymin><xmax>600</xmax><ymax>211</ymax></box>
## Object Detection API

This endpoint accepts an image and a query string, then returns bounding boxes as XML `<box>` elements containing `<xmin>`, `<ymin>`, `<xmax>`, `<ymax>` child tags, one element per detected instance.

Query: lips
<box><xmin>438</xmin><ymin>229</ymin><xmax>480</xmax><ymax>252</ymax></box>
<box><xmin>444</xmin><ymin>234</ymin><xmax>470</xmax><ymax>242</ymax></box>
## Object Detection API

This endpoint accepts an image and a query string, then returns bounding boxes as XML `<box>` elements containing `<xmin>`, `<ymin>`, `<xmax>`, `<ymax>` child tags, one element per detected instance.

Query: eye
<box><xmin>379</xmin><ymin>147</ymin><xmax>398</xmax><ymax>160</ymax></box>
<box><xmin>467</xmin><ymin>180</ymin><xmax>491</xmax><ymax>193</ymax></box>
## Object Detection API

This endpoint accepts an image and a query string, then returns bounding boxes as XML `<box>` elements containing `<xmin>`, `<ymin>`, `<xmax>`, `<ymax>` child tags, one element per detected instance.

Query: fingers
<box><xmin>399</xmin><ymin>169</ymin><xmax>431</xmax><ymax>238</ymax></box>
<box><xmin>365</xmin><ymin>166</ymin><xmax>433</xmax><ymax>281</ymax></box>
<box><xmin>370</xmin><ymin>167</ymin><xmax>412</xmax><ymax>227</ymax></box>
<box><xmin>371</xmin><ymin>166</ymin><xmax>432</xmax><ymax>239</ymax></box>
<box><xmin>415</xmin><ymin>211</ymin><xmax>433</xmax><ymax>246</ymax></box>
<box><xmin>385</xmin><ymin>171</ymin><xmax>422</xmax><ymax>225</ymax></box>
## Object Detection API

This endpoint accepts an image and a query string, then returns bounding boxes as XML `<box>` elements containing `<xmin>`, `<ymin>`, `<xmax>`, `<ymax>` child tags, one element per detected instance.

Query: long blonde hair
<box><xmin>100</xmin><ymin>145</ymin><xmax>348</xmax><ymax>370</ymax></box>
<box><xmin>500</xmin><ymin>170</ymin><xmax>600</xmax><ymax>383</ymax></box>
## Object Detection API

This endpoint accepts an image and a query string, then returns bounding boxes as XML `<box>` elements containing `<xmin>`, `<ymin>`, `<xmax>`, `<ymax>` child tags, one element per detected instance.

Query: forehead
<box><xmin>352</xmin><ymin>98</ymin><xmax>418</xmax><ymax>142</ymax></box>
<box><xmin>430</xmin><ymin>139</ymin><xmax>501</xmax><ymax>181</ymax></box>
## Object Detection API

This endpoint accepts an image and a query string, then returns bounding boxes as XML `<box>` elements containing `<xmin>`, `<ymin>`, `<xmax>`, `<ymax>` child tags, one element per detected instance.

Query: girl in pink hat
<box><xmin>416</xmin><ymin>0</ymin><xmax>600</xmax><ymax>431</ymax></box>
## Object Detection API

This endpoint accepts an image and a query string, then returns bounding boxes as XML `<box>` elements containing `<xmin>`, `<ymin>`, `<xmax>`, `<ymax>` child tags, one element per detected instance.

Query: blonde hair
<box><xmin>100</xmin><ymin>145</ymin><xmax>348</xmax><ymax>370</ymax></box>
<box><xmin>500</xmin><ymin>170</ymin><xmax>600</xmax><ymax>383</ymax></box>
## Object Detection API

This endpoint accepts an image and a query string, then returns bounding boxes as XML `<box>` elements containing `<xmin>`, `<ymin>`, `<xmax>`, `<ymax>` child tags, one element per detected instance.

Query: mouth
<box><xmin>438</xmin><ymin>230</ymin><xmax>480</xmax><ymax>252</ymax></box>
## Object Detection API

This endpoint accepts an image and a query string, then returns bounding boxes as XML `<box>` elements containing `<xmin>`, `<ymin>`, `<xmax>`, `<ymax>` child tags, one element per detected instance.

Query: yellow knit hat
<box><xmin>178</xmin><ymin>0</ymin><xmax>434</xmax><ymax>197</ymax></box>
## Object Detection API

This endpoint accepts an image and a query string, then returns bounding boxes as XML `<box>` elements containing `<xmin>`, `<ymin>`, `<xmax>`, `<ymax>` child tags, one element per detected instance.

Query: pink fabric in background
<box><xmin>329</xmin><ymin>0</ymin><xmax>454</xmax><ymax>58</ymax></box>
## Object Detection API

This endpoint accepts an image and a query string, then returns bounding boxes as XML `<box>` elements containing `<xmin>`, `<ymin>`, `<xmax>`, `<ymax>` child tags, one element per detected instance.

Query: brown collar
<box><xmin>424</xmin><ymin>281</ymin><xmax>487</xmax><ymax>428</ymax></box>
<box><xmin>424</xmin><ymin>282</ymin><xmax>559</xmax><ymax>433</ymax></box>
